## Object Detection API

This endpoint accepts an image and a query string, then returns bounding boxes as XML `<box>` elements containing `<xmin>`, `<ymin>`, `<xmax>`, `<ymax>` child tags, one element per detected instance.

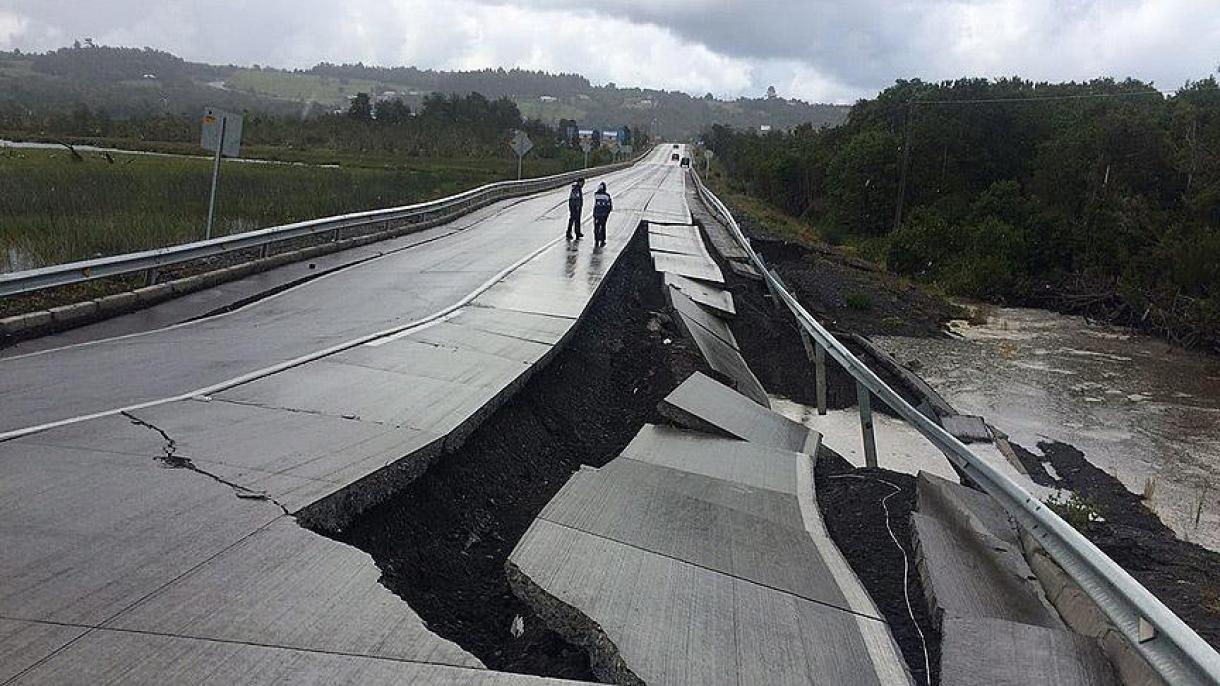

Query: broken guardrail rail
<box><xmin>689</xmin><ymin>167</ymin><xmax>1220</xmax><ymax>686</ymax></box>
<box><xmin>0</xmin><ymin>151</ymin><xmax>649</xmax><ymax>298</ymax></box>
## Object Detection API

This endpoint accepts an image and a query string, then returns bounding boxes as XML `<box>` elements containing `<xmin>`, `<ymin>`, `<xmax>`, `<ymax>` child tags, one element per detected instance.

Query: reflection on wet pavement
<box><xmin>877</xmin><ymin>306</ymin><xmax>1220</xmax><ymax>550</ymax></box>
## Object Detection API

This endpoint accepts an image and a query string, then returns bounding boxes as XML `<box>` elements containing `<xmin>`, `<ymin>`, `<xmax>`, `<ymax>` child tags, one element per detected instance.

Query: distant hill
<box><xmin>0</xmin><ymin>45</ymin><xmax>849</xmax><ymax>137</ymax></box>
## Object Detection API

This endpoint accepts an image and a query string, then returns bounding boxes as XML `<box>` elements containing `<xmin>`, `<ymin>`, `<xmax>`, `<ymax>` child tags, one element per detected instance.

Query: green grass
<box><xmin>514</xmin><ymin>98</ymin><xmax>586</xmax><ymax>122</ymax></box>
<box><xmin>224</xmin><ymin>70</ymin><xmax>400</xmax><ymax>105</ymax></box>
<box><xmin>0</xmin><ymin>147</ymin><xmax>571</xmax><ymax>270</ymax></box>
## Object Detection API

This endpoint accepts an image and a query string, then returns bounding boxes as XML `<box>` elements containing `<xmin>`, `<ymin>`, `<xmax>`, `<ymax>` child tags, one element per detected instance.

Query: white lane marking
<box><xmin>0</xmin><ymin>164</ymin><xmax>654</xmax><ymax>363</ymax></box>
<box><xmin>364</xmin><ymin>310</ymin><xmax>463</xmax><ymax>347</ymax></box>
<box><xmin>0</xmin><ymin>163</ymin><xmax>670</xmax><ymax>442</ymax></box>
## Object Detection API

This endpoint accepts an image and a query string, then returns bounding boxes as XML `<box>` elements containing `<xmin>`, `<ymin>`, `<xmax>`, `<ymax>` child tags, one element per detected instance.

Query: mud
<box><xmin>1015</xmin><ymin>440</ymin><xmax>1220</xmax><ymax>649</ymax></box>
<box><xmin>314</xmin><ymin>227</ymin><xmax>709</xmax><ymax>679</ymax></box>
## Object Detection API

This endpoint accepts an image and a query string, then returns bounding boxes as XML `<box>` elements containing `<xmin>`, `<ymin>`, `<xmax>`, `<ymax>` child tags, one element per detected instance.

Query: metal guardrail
<box><xmin>690</xmin><ymin>169</ymin><xmax>1220</xmax><ymax>686</ymax></box>
<box><xmin>0</xmin><ymin>153</ymin><xmax>648</xmax><ymax>298</ymax></box>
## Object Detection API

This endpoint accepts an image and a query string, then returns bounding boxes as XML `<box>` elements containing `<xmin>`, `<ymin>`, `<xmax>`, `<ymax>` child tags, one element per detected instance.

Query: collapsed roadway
<box><xmin>0</xmin><ymin>144</ymin><xmax>1216</xmax><ymax>685</ymax></box>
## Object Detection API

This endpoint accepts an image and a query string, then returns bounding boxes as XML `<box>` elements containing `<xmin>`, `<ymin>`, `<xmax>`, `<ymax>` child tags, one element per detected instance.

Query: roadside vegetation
<box><xmin>0</xmin><ymin>147</ymin><xmax>547</xmax><ymax>269</ymax></box>
<box><xmin>704</xmin><ymin>76</ymin><xmax>1220</xmax><ymax>351</ymax></box>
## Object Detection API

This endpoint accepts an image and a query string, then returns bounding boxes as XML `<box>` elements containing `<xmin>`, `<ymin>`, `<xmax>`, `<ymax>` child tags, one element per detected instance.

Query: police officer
<box><xmin>592</xmin><ymin>182</ymin><xmax>612</xmax><ymax>246</ymax></box>
<box><xmin>566</xmin><ymin>178</ymin><xmax>584</xmax><ymax>240</ymax></box>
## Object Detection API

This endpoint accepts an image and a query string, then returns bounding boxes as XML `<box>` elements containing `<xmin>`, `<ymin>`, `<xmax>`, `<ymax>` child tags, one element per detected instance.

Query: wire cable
<box><xmin>829</xmin><ymin>473</ymin><xmax>933</xmax><ymax>686</ymax></box>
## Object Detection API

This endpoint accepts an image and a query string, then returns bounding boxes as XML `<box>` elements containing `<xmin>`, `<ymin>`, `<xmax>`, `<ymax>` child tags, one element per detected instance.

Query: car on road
<box><xmin>671</xmin><ymin>153</ymin><xmax>680</xmax><ymax>161</ymax></box>
<box><xmin>672</xmin><ymin>144</ymin><xmax>679</xmax><ymax>148</ymax></box>
<box><xmin>680</xmin><ymin>157</ymin><xmax>690</xmax><ymax>167</ymax></box>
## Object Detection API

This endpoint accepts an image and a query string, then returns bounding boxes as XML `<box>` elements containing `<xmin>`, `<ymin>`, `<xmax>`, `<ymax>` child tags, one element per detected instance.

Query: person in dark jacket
<box><xmin>592</xmin><ymin>182</ymin><xmax>612</xmax><ymax>246</ymax></box>
<box><xmin>566</xmin><ymin>178</ymin><xmax>584</xmax><ymax>240</ymax></box>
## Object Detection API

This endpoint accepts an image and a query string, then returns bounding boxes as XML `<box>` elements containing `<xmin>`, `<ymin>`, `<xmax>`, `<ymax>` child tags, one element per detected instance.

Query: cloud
<box><xmin>4</xmin><ymin>0</ymin><xmax>1219</xmax><ymax>103</ymax></box>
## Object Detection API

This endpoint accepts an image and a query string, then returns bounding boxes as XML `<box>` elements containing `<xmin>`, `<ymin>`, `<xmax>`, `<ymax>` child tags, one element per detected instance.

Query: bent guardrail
<box><xmin>690</xmin><ymin>168</ymin><xmax>1220</xmax><ymax>686</ymax></box>
<box><xmin>0</xmin><ymin>152</ymin><xmax>651</xmax><ymax>298</ymax></box>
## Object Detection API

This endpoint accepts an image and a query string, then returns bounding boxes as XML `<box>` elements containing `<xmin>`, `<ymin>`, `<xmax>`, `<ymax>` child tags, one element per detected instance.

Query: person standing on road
<box><xmin>566</xmin><ymin>178</ymin><xmax>585</xmax><ymax>240</ymax></box>
<box><xmin>592</xmin><ymin>182</ymin><xmax>612</xmax><ymax>247</ymax></box>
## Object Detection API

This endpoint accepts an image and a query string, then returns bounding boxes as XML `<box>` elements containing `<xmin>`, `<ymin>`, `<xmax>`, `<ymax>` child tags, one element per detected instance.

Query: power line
<box><xmin>910</xmin><ymin>89</ymin><xmax>1168</xmax><ymax>106</ymax></box>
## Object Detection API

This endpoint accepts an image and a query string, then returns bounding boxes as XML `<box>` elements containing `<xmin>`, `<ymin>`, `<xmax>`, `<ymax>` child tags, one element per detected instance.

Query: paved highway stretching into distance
<box><xmin>0</xmin><ymin>146</ymin><xmax>680</xmax><ymax>438</ymax></box>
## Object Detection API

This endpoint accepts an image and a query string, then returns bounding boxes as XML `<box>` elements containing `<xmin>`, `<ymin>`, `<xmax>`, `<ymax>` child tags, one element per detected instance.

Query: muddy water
<box><xmin>876</xmin><ymin>306</ymin><xmax>1220</xmax><ymax>550</ymax></box>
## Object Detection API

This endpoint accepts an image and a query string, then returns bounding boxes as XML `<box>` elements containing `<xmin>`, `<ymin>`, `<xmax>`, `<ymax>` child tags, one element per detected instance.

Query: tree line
<box><xmin>704</xmin><ymin>76</ymin><xmax>1220</xmax><ymax>351</ymax></box>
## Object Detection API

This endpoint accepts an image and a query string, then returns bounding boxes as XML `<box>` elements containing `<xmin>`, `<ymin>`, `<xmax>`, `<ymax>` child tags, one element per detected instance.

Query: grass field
<box><xmin>224</xmin><ymin>70</ymin><xmax>394</xmax><ymax>106</ymax></box>
<box><xmin>0</xmin><ymin>147</ymin><xmax>575</xmax><ymax>271</ymax></box>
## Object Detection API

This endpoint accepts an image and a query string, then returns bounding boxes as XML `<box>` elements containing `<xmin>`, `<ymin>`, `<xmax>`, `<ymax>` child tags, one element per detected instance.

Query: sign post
<box><xmin>200</xmin><ymin>107</ymin><xmax>243</xmax><ymax>240</ymax></box>
<box><xmin>705</xmin><ymin>148</ymin><xmax>714</xmax><ymax>175</ymax></box>
<box><xmin>510</xmin><ymin>130</ymin><xmax>533</xmax><ymax>180</ymax></box>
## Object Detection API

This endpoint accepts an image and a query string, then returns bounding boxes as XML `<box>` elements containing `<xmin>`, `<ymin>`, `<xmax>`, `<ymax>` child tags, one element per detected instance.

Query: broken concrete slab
<box><xmin>0</xmin><ymin>619</ymin><xmax>88</xmax><ymax>683</ymax></box>
<box><xmin>940</xmin><ymin>616</ymin><xmax>1117</xmax><ymax>686</ymax></box>
<box><xmin>508</xmin><ymin>518</ymin><xmax>888</xmax><ymax>686</ymax></box>
<box><xmin>659</xmin><ymin>371</ymin><xmax>816</xmax><ymax>454</ymax></box>
<box><xmin>0</xmin><ymin>438</ymin><xmax>281</xmax><ymax>626</ymax></box>
<box><xmin>540</xmin><ymin>466</ymin><xmax>849</xmax><ymax>607</ymax></box>
<box><xmin>728</xmin><ymin>259</ymin><xmax>763</xmax><ymax>280</ymax></box>
<box><xmin>911</xmin><ymin>511</ymin><xmax>1062</xmax><ymax>629</ymax></box>
<box><xmin>940</xmin><ymin>415</ymin><xmax>992</xmax><ymax>443</ymax></box>
<box><xmin>670</xmin><ymin>302</ymin><xmax>769</xmax><ymax>407</ymax></box>
<box><xmin>665</xmin><ymin>285</ymin><xmax>738</xmax><ymax>350</ymax></box>
<box><xmin>619</xmin><ymin>424</ymin><xmax>796</xmax><ymax>494</ymax></box>
<box><xmin>651</xmin><ymin>251</ymin><xmax>724</xmax><ymax>284</ymax></box>
<box><xmin>916</xmin><ymin>471</ymin><xmax>1018</xmax><ymax>546</ymax></box>
<box><xmin>648</xmin><ymin>230</ymin><xmax>709</xmax><ymax>258</ymax></box>
<box><xmin>10</xmin><ymin>629</ymin><xmax>582</xmax><ymax>685</ymax></box>
<box><xmin>108</xmin><ymin>517</ymin><xmax>480</xmax><ymax>668</ymax></box>
<box><xmin>662</xmin><ymin>273</ymin><xmax>735</xmax><ymax>317</ymax></box>
<box><xmin>647</xmin><ymin>223</ymin><xmax>701</xmax><ymax>241</ymax></box>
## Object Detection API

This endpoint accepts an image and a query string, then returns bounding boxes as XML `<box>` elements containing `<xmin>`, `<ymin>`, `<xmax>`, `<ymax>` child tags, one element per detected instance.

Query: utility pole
<box><xmin>891</xmin><ymin>101</ymin><xmax>916</xmax><ymax>233</ymax></box>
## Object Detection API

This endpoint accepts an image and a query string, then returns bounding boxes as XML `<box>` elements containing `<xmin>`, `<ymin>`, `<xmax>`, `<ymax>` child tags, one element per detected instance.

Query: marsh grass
<box><xmin>0</xmin><ymin>148</ymin><xmax>565</xmax><ymax>269</ymax></box>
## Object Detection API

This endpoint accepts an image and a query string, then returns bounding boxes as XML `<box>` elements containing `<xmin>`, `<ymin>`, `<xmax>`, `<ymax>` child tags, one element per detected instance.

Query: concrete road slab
<box><xmin>916</xmin><ymin>471</ymin><xmax>1019</xmax><ymax>546</ymax></box>
<box><xmin>660</xmin><ymin>372</ymin><xmax>815</xmax><ymax>453</ymax></box>
<box><xmin>662</xmin><ymin>273</ymin><xmax>735</xmax><ymax>317</ymax></box>
<box><xmin>940</xmin><ymin>415</ymin><xmax>992</xmax><ymax>443</ymax></box>
<box><xmin>912</xmin><ymin>512</ymin><xmax>1062</xmax><ymax>629</ymax></box>
<box><xmin>0</xmin><ymin>619</ymin><xmax>87</xmax><ymax>683</ymax></box>
<box><xmin>11</xmin><ymin>629</ymin><xmax>587</xmax><ymax>685</ymax></box>
<box><xmin>440</xmin><ymin>305</ymin><xmax>574</xmax><ymax>349</ymax></box>
<box><xmin>340</xmin><ymin>336</ymin><xmax>532</xmax><ymax>387</ymax></box>
<box><xmin>510</xmin><ymin>519</ymin><xmax>885</xmax><ymax>686</ymax></box>
<box><xmin>108</xmin><ymin>517</ymin><xmax>480</xmax><ymax>668</ymax></box>
<box><xmin>619</xmin><ymin>424</ymin><xmax>796</xmax><ymax>495</ymax></box>
<box><xmin>940</xmin><ymin>616</ymin><xmax>1117</xmax><ymax>686</ymax></box>
<box><xmin>651</xmin><ymin>251</ymin><xmax>724</xmax><ymax>284</ymax></box>
<box><xmin>672</xmin><ymin>304</ymin><xmax>769</xmax><ymax>407</ymax></box>
<box><xmin>641</xmin><ymin>186</ymin><xmax>692</xmax><ymax>225</ymax></box>
<box><xmin>0</xmin><ymin>439</ymin><xmax>281</xmax><ymax>626</ymax></box>
<box><xmin>648</xmin><ymin>231</ymin><xmax>708</xmax><ymax>258</ymax></box>
<box><xmin>595</xmin><ymin>458</ymin><xmax>805</xmax><ymax>530</ymax></box>
<box><xmin>473</xmin><ymin>274</ymin><xmax>594</xmax><ymax>320</ymax></box>
<box><xmin>216</xmin><ymin>358</ymin><xmax>520</xmax><ymax>434</ymax></box>
<box><xmin>665</xmin><ymin>285</ymin><xmax>738</xmax><ymax>350</ymax></box>
<box><xmin>648</xmin><ymin>223</ymin><xmax>701</xmax><ymax>240</ymax></box>
<box><xmin>540</xmin><ymin>467</ymin><xmax>848</xmax><ymax>607</ymax></box>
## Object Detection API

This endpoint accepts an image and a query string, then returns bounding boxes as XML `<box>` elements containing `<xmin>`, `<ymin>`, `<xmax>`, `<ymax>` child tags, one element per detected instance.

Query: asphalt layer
<box><xmin>1012</xmin><ymin>440</ymin><xmax>1220</xmax><ymax>650</ymax></box>
<box><xmin>318</xmin><ymin>230</ymin><xmax>710</xmax><ymax>679</ymax></box>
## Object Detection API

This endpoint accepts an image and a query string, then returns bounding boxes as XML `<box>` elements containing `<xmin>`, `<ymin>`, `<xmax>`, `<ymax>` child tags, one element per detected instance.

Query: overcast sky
<box><xmin>2</xmin><ymin>0</ymin><xmax>1217</xmax><ymax>103</ymax></box>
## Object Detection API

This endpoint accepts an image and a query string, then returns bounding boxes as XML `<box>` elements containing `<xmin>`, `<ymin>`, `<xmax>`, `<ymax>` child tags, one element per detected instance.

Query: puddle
<box><xmin>877</xmin><ymin>306</ymin><xmax>1220</xmax><ymax>550</ymax></box>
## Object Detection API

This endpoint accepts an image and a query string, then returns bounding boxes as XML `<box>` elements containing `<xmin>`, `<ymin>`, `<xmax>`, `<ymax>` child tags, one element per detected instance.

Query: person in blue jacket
<box><xmin>566</xmin><ymin>178</ymin><xmax>584</xmax><ymax>240</ymax></box>
<box><xmin>592</xmin><ymin>182</ymin><xmax>612</xmax><ymax>246</ymax></box>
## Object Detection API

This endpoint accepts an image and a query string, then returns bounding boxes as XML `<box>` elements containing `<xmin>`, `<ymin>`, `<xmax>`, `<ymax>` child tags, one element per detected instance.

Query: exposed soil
<box><xmin>313</xmin><ymin>227</ymin><xmax>709</xmax><ymax>679</ymax></box>
<box><xmin>722</xmin><ymin>195</ymin><xmax>962</xmax><ymax>339</ymax></box>
<box><xmin>815</xmin><ymin>448</ymin><xmax>941</xmax><ymax>686</ymax></box>
<box><xmin>1012</xmin><ymin>440</ymin><xmax>1220</xmax><ymax>649</ymax></box>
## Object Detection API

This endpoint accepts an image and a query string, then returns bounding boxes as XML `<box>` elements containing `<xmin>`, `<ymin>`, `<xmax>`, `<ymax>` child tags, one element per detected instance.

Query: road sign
<box><xmin>201</xmin><ymin>107</ymin><xmax>243</xmax><ymax>240</ymax></box>
<box><xmin>510</xmin><ymin>131</ymin><xmax>533</xmax><ymax>158</ymax></box>
<box><xmin>201</xmin><ymin>107</ymin><xmax>242</xmax><ymax>158</ymax></box>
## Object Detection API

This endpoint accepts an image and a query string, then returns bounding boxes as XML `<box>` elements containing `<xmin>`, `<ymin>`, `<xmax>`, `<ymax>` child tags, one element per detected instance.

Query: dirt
<box><xmin>722</xmin><ymin>196</ymin><xmax>962</xmax><ymax>339</ymax></box>
<box><xmin>815</xmin><ymin>448</ymin><xmax>941</xmax><ymax>686</ymax></box>
<box><xmin>312</xmin><ymin>227</ymin><xmax>709</xmax><ymax>680</ymax></box>
<box><xmin>1012</xmin><ymin>440</ymin><xmax>1220</xmax><ymax>649</ymax></box>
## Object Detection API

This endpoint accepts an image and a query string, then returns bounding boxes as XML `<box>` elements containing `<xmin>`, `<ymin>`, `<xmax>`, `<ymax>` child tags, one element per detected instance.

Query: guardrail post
<box><xmin>857</xmin><ymin>382</ymin><xmax>878</xmax><ymax>468</ymax></box>
<box><xmin>144</xmin><ymin>268</ymin><xmax>159</xmax><ymax>287</ymax></box>
<box><xmin>258</xmin><ymin>244</ymin><xmax>270</xmax><ymax>259</ymax></box>
<box><xmin>799</xmin><ymin>330</ymin><xmax>829</xmax><ymax>416</ymax></box>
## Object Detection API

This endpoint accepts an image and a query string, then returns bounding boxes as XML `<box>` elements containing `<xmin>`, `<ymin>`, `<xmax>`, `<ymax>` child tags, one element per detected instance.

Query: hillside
<box><xmin>0</xmin><ymin>45</ymin><xmax>849</xmax><ymax>137</ymax></box>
